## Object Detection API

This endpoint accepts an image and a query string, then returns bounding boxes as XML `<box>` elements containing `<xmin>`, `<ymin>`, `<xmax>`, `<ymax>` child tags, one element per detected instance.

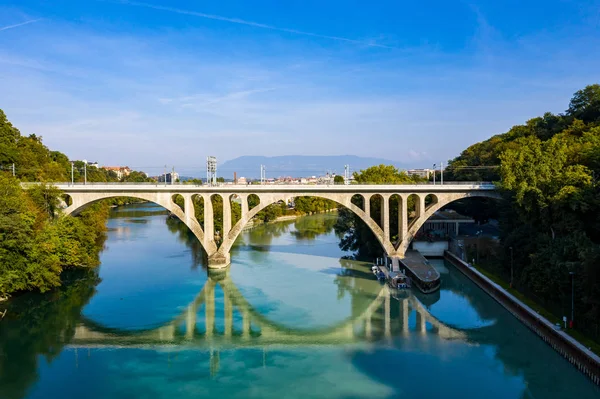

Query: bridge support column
<box><xmin>240</xmin><ymin>194</ymin><xmax>248</xmax><ymax>219</ymax></box>
<box><xmin>183</xmin><ymin>194</ymin><xmax>195</xmax><ymax>227</ymax></box>
<box><xmin>208</xmin><ymin>252</ymin><xmax>231</xmax><ymax>268</ymax></box>
<box><xmin>204</xmin><ymin>195</ymin><xmax>215</xmax><ymax>251</ymax></box>
<box><xmin>399</xmin><ymin>194</ymin><xmax>407</xmax><ymax>244</ymax></box>
<box><xmin>364</xmin><ymin>194</ymin><xmax>370</xmax><ymax>219</ymax></box>
<box><xmin>223</xmin><ymin>195</ymin><xmax>231</xmax><ymax>238</ymax></box>
<box><xmin>381</xmin><ymin>195</ymin><xmax>390</xmax><ymax>242</ymax></box>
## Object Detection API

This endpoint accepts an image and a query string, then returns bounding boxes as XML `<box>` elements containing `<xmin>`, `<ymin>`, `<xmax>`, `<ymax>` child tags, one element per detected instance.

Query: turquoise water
<box><xmin>1</xmin><ymin>203</ymin><xmax>599</xmax><ymax>399</ymax></box>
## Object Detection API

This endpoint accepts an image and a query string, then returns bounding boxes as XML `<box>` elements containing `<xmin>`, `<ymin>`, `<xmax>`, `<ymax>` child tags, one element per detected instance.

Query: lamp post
<box><xmin>71</xmin><ymin>162</ymin><xmax>74</xmax><ymax>185</ymax></box>
<box><xmin>433</xmin><ymin>164</ymin><xmax>436</xmax><ymax>185</ymax></box>
<box><xmin>569</xmin><ymin>271</ymin><xmax>575</xmax><ymax>328</ymax></box>
<box><xmin>509</xmin><ymin>246</ymin><xmax>514</xmax><ymax>288</ymax></box>
<box><xmin>440</xmin><ymin>161</ymin><xmax>444</xmax><ymax>185</ymax></box>
<box><xmin>476</xmin><ymin>230</ymin><xmax>482</xmax><ymax>265</ymax></box>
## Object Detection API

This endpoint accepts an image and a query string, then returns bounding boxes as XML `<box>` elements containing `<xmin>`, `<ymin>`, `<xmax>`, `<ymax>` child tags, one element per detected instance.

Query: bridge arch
<box><xmin>63</xmin><ymin>192</ymin><xmax>215</xmax><ymax>255</ymax></box>
<box><xmin>215</xmin><ymin>192</ymin><xmax>396</xmax><ymax>262</ymax></box>
<box><xmin>396</xmin><ymin>191</ymin><xmax>502</xmax><ymax>255</ymax></box>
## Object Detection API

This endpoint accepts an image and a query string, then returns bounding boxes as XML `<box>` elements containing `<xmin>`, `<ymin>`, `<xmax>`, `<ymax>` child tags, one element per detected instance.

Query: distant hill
<box><xmin>218</xmin><ymin>155</ymin><xmax>405</xmax><ymax>179</ymax></box>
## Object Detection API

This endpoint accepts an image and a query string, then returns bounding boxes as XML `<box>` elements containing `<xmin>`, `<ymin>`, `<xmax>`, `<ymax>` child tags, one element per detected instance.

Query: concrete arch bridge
<box><xmin>52</xmin><ymin>183</ymin><xmax>499</xmax><ymax>268</ymax></box>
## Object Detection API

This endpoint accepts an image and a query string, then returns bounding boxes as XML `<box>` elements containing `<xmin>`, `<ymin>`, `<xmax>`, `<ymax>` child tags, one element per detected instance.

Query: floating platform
<box><xmin>396</xmin><ymin>250</ymin><xmax>441</xmax><ymax>294</ymax></box>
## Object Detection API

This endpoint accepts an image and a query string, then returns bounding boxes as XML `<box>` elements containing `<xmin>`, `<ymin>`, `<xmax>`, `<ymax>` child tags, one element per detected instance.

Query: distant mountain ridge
<box><xmin>218</xmin><ymin>155</ymin><xmax>405</xmax><ymax>179</ymax></box>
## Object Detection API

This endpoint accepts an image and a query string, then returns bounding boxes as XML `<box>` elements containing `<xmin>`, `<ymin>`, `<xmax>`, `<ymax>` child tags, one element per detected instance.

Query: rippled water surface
<box><xmin>1</xmin><ymin>203</ymin><xmax>598</xmax><ymax>399</ymax></box>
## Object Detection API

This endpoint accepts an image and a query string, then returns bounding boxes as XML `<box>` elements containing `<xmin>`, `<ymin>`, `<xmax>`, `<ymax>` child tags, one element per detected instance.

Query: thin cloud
<box><xmin>0</xmin><ymin>19</ymin><xmax>42</xmax><ymax>32</ymax></box>
<box><xmin>114</xmin><ymin>0</ymin><xmax>395</xmax><ymax>49</ymax></box>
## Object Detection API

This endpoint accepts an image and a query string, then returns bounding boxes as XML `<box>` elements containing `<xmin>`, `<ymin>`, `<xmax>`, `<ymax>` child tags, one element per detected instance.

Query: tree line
<box><xmin>445</xmin><ymin>84</ymin><xmax>600</xmax><ymax>341</ymax></box>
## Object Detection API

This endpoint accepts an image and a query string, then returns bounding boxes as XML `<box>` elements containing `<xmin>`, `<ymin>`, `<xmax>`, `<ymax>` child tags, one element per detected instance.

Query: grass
<box><xmin>472</xmin><ymin>264</ymin><xmax>600</xmax><ymax>357</ymax></box>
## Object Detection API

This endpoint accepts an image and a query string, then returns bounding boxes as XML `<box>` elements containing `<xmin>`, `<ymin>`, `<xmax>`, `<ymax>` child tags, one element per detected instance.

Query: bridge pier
<box><xmin>208</xmin><ymin>252</ymin><xmax>231</xmax><ymax>269</ymax></box>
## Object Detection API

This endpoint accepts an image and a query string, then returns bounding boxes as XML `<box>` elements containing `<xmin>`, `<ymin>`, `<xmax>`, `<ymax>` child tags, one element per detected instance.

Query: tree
<box><xmin>567</xmin><ymin>84</ymin><xmax>600</xmax><ymax>124</ymax></box>
<box><xmin>334</xmin><ymin>175</ymin><xmax>344</xmax><ymax>184</ymax></box>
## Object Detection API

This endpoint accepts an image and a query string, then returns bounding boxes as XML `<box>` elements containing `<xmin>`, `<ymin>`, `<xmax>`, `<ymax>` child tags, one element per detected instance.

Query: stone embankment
<box><xmin>444</xmin><ymin>250</ymin><xmax>600</xmax><ymax>386</ymax></box>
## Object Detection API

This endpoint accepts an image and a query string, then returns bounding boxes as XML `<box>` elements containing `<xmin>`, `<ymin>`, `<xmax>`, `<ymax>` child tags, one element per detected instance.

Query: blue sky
<box><xmin>1</xmin><ymin>0</ymin><xmax>599</xmax><ymax>174</ymax></box>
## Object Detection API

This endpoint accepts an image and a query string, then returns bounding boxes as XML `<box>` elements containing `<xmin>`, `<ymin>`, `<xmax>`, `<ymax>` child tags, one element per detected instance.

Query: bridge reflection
<box><xmin>71</xmin><ymin>269</ymin><xmax>466</xmax><ymax>353</ymax></box>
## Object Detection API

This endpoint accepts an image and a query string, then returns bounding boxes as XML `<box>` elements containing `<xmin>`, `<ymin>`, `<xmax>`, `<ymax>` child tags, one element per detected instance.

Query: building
<box><xmin>406</xmin><ymin>168</ymin><xmax>433</xmax><ymax>179</ymax></box>
<box><xmin>237</xmin><ymin>177</ymin><xmax>247</xmax><ymax>185</ymax></box>
<box><xmin>102</xmin><ymin>166</ymin><xmax>132</xmax><ymax>180</ymax></box>
<box><xmin>416</xmin><ymin>210</ymin><xmax>475</xmax><ymax>238</ymax></box>
<box><xmin>158</xmin><ymin>172</ymin><xmax>180</xmax><ymax>183</ymax></box>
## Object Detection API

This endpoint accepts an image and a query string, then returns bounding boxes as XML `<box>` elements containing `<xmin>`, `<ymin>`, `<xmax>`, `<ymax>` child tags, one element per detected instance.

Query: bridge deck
<box><xmin>43</xmin><ymin>182</ymin><xmax>497</xmax><ymax>194</ymax></box>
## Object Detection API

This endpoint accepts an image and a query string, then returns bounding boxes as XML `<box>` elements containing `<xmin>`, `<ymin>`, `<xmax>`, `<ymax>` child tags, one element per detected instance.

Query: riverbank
<box><xmin>445</xmin><ymin>250</ymin><xmax>600</xmax><ymax>385</ymax></box>
<box><xmin>242</xmin><ymin>209</ymin><xmax>338</xmax><ymax>231</ymax></box>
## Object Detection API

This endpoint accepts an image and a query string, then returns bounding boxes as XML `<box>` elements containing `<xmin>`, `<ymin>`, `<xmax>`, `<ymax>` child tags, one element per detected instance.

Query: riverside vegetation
<box><xmin>443</xmin><ymin>84</ymin><xmax>600</xmax><ymax>344</ymax></box>
<box><xmin>0</xmin><ymin>109</ymin><xmax>152</xmax><ymax>298</ymax></box>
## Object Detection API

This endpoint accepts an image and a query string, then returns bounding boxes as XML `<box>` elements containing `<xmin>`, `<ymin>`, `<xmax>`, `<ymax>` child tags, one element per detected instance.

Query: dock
<box><xmin>395</xmin><ymin>250</ymin><xmax>441</xmax><ymax>293</ymax></box>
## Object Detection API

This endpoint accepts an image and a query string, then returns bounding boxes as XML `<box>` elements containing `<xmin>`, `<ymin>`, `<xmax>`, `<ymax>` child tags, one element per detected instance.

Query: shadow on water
<box><xmin>0</xmin><ymin>270</ymin><xmax>100</xmax><ymax>399</ymax></box>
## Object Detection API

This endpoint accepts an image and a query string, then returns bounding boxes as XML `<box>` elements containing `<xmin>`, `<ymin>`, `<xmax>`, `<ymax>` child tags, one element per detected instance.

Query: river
<box><xmin>0</xmin><ymin>203</ymin><xmax>598</xmax><ymax>399</ymax></box>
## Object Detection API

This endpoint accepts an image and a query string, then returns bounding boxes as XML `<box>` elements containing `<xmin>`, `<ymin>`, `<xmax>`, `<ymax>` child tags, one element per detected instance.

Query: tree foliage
<box><xmin>0</xmin><ymin>110</ymin><xmax>120</xmax><ymax>297</ymax></box>
<box><xmin>444</xmin><ymin>84</ymin><xmax>600</xmax><ymax>340</ymax></box>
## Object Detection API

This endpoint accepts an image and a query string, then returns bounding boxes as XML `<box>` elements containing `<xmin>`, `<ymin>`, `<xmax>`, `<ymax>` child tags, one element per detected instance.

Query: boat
<box><xmin>389</xmin><ymin>272</ymin><xmax>411</xmax><ymax>289</ymax></box>
<box><xmin>372</xmin><ymin>265</ymin><xmax>386</xmax><ymax>280</ymax></box>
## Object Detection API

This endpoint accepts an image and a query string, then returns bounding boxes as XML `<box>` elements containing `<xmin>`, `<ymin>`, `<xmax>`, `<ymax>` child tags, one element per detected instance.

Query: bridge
<box><xmin>51</xmin><ymin>182</ymin><xmax>498</xmax><ymax>268</ymax></box>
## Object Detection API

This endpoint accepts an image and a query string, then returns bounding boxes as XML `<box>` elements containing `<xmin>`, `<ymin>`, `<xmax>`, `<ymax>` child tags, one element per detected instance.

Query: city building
<box><xmin>406</xmin><ymin>168</ymin><xmax>433</xmax><ymax>179</ymax></box>
<box><xmin>158</xmin><ymin>172</ymin><xmax>180</xmax><ymax>183</ymax></box>
<box><xmin>102</xmin><ymin>166</ymin><xmax>132</xmax><ymax>180</ymax></box>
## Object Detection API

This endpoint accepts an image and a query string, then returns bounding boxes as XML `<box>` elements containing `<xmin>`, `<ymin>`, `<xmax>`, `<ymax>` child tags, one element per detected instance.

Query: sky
<box><xmin>1</xmin><ymin>0</ymin><xmax>599</xmax><ymax>175</ymax></box>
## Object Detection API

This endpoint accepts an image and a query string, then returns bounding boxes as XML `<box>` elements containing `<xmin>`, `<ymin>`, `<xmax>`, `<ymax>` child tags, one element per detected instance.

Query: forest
<box><xmin>445</xmin><ymin>84</ymin><xmax>600</xmax><ymax>341</ymax></box>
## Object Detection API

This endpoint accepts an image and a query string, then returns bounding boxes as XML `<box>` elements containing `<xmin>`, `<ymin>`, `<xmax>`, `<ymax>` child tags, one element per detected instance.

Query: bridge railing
<box><xmin>22</xmin><ymin>181</ymin><xmax>496</xmax><ymax>187</ymax></box>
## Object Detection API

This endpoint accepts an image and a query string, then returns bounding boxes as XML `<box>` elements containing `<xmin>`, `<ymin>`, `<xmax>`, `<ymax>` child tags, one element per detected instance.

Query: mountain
<box><xmin>218</xmin><ymin>155</ymin><xmax>405</xmax><ymax>179</ymax></box>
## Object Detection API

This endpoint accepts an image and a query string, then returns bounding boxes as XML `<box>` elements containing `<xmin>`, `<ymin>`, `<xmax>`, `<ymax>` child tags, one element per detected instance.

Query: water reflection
<box><xmin>71</xmin><ymin>269</ymin><xmax>465</xmax><ymax>351</ymax></box>
<box><xmin>1</xmin><ymin>205</ymin><xmax>598</xmax><ymax>399</ymax></box>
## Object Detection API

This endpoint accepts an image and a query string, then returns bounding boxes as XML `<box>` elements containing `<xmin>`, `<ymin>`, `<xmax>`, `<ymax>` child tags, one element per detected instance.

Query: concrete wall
<box><xmin>412</xmin><ymin>241</ymin><xmax>448</xmax><ymax>256</ymax></box>
<box><xmin>444</xmin><ymin>250</ymin><xmax>600</xmax><ymax>386</ymax></box>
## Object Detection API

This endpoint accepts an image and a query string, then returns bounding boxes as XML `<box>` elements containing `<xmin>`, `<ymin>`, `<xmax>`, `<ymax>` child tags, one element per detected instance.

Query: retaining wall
<box><xmin>444</xmin><ymin>250</ymin><xmax>600</xmax><ymax>385</ymax></box>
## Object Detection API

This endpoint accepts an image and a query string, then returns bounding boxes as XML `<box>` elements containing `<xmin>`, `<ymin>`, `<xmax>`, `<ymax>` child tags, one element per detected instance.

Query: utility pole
<box><xmin>71</xmin><ymin>162</ymin><xmax>74</xmax><ymax>185</ymax></box>
<box><xmin>260</xmin><ymin>165</ymin><xmax>266</xmax><ymax>184</ymax></box>
<box><xmin>440</xmin><ymin>162</ymin><xmax>444</xmax><ymax>185</ymax></box>
<box><xmin>84</xmin><ymin>162</ymin><xmax>87</xmax><ymax>185</ymax></box>
<box><xmin>433</xmin><ymin>164</ymin><xmax>436</xmax><ymax>185</ymax></box>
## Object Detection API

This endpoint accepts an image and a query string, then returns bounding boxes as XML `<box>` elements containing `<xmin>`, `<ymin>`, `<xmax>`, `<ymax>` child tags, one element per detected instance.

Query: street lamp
<box><xmin>433</xmin><ymin>164</ymin><xmax>436</xmax><ymax>185</ymax></box>
<box><xmin>569</xmin><ymin>271</ymin><xmax>575</xmax><ymax>328</ymax></box>
<box><xmin>509</xmin><ymin>246</ymin><xmax>514</xmax><ymax>288</ymax></box>
<box><xmin>476</xmin><ymin>230</ymin><xmax>483</xmax><ymax>264</ymax></box>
